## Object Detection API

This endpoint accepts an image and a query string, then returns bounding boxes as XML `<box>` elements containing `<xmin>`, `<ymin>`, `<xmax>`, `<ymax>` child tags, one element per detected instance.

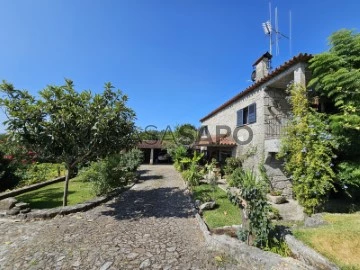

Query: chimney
<box><xmin>251</xmin><ymin>52</ymin><xmax>272</xmax><ymax>82</ymax></box>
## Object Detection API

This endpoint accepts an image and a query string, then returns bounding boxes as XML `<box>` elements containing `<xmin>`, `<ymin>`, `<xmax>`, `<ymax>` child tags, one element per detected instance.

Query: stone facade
<box><xmin>200</xmin><ymin>54</ymin><xmax>312</xmax><ymax>197</ymax></box>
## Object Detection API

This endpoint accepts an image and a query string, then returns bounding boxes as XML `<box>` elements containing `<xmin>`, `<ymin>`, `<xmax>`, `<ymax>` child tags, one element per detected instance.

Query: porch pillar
<box><xmin>150</xmin><ymin>148</ymin><xmax>154</xmax><ymax>165</ymax></box>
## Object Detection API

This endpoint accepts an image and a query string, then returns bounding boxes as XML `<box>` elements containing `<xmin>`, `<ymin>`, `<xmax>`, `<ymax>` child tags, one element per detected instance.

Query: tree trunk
<box><xmin>63</xmin><ymin>166</ymin><xmax>72</xmax><ymax>207</ymax></box>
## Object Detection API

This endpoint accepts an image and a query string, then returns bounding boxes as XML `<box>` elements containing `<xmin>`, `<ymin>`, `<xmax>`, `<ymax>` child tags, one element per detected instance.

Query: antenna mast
<box><xmin>269</xmin><ymin>2</ymin><xmax>272</xmax><ymax>55</ymax></box>
<box><xmin>262</xmin><ymin>3</ymin><xmax>291</xmax><ymax>57</ymax></box>
<box><xmin>275</xmin><ymin>7</ymin><xmax>279</xmax><ymax>55</ymax></box>
<box><xmin>262</xmin><ymin>3</ymin><xmax>273</xmax><ymax>55</ymax></box>
<box><xmin>289</xmin><ymin>10</ymin><xmax>292</xmax><ymax>56</ymax></box>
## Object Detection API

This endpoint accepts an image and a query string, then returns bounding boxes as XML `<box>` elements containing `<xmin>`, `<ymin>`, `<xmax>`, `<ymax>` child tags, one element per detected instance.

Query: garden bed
<box><xmin>191</xmin><ymin>183</ymin><xmax>241</xmax><ymax>229</ymax></box>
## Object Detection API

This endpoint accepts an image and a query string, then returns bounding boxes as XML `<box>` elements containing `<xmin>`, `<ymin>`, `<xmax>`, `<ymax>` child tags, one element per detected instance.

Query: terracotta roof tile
<box><xmin>200</xmin><ymin>53</ymin><xmax>313</xmax><ymax>122</ymax></box>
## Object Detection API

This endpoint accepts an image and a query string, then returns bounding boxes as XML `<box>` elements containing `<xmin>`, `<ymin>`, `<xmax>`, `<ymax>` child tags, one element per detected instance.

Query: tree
<box><xmin>174</xmin><ymin>123</ymin><xmax>197</xmax><ymax>146</ymax></box>
<box><xmin>0</xmin><ymin>79</ymin><xmax>137</xmax><ymax>206</ymax></box>
<box><xmin>308</xmin><ymin>29</ymin><xmax>360</xmax><ymax>157</ymax></box>
<box><xmin>308</xmin><ymin>29</ymin><xmax>360</xmax><ymax>198</ymax></box>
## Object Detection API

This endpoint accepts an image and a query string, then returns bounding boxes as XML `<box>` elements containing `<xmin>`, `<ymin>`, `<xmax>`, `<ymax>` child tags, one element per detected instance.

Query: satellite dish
<box><xmin>251</xmin><ymin>70</ymin><xmax>256</xmax><ymax>82</ymax></box>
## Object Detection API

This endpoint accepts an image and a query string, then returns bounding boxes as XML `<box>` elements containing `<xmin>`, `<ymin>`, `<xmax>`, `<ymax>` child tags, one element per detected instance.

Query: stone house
<box><xmin>198</xmin><ymin>53</ymin><xmax>312</xmax><ymax>196</ymax></box>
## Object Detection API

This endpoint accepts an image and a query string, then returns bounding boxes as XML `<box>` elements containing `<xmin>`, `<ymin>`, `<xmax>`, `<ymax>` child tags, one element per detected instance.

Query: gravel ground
<box><xmin>0</xmin><ymin>165</ymin><xmax>243</xmax><ymax>270</ymax></box>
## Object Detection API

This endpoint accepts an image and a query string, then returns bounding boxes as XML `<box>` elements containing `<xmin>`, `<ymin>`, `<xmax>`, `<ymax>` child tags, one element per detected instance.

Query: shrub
<box><xmin>15</xmin><ymin>163</ymin><xmax>66</xmax><ymax>187</ymax></box>
<box><xmin>116</xmin><ymin>148</ymin><xmax>144</xmax><ymax>172</ymax></box>
<box><xmin>182</xmin><ymin>164</ymin><xmax>202</xmax><ymax>187</ymax></box>
<box><xmin>226</xmin><ymin>167</ymin><xmax>245</xmax><ymax>187</ymax></box>
<box><xmin>167</xmin><ymin>145</ymin><xmax>188</xmax><ymax>172</ymax></box>
<box><xmin>0</xmin><ymin>151</ymin><xmax>20</xmax><ymax>191</ymax></box>
<box><xmin>223</xmin><ymin>157</ymin><xmax>243</xmax><ymax>176</ymax></box>
<box><xmin>228</xmin><ymin>170</ymin><xmax>271</xmax><ymax>248</ymax></box>
<box><xmin>78</xmin><ymin>149</ymin><xmax>143</xmax><ymax>195</ymax></box>
<box><xmin>337</xmin><ymin>160</ymin><xmax>360</xmax><ymax>199</ymax></box>
<box><xmin>180</xmin><ymin>151</ymin><xmax>203</xmax><ymax>171</ymax></box>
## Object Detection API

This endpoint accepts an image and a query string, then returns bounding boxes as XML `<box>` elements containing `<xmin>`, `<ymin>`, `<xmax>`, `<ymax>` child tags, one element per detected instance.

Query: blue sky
<box><xmin>0</xmin><ymin>0</ymin><xmax>359</xmax><ymax>133</ymax></box>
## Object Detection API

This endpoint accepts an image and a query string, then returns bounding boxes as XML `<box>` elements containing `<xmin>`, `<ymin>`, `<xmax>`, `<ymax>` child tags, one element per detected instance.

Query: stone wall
<box><xmin>264</xmin><ymin>153</ymin><xmax>292</xmax><ymax>197</ymax></box>
<box><xmin>202</xmin><ymin>87</ymin><xmax>266</xmax><ymax>175</ymax></box>
<box><xmin>263</xmin><ymin>87</ymin><xmax>293</xmax><ymax>196</ymax></box>
<box><xmin>201</xmin><ymin>62</ymin><xmax>309</xmax><ymax>197</ymax></box>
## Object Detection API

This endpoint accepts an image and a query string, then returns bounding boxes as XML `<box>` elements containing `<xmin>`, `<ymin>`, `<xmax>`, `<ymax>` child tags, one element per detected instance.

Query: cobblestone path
<box><xmin>0</xmin><ymin>165</ymin><xmax>241</xmax><ymax>270</ymax></box>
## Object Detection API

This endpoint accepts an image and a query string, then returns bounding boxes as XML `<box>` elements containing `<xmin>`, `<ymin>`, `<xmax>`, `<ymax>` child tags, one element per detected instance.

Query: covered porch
<box><xmin>195</xmin><ymin>135</ymin><xmax>236</xmax><ymax>164</ymax></box>
<box><xmin>138</xmin><ymin>140</ymin><xmax>164</xmax><ymax>165</ymax></box>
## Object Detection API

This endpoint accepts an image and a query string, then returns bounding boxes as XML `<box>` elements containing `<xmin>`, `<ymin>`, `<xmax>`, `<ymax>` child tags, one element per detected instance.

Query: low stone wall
<box><xmin>0</xmin><ymin>176</ymin><xmax>66</xmax><ymax>200</ymax></box>
<box><xmin>195</xmin><ymin>214</ymin><xmax>313</xmax><ymax>270</ymax></box>
<box><xmin>8</xmin><ymin>184</ymin><xmax>134</xmax><ymax>221</ymax></box>
<box><xmin>285</xmin><ymin>235</ymin><xmax>339</xmax><ymax>270</ymax></box>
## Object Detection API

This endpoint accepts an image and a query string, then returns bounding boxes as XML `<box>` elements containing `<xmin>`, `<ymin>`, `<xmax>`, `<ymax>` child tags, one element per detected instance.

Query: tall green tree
<box><xmin>0</xmin><ymin>79</ymin><xmax>137</xmax><ymax>206</ymax></box>
<box><xmin>308</xmin><ymin>29</ymin><xmax>360</xmax><ymax>156</ymax></box>
<box><xmin>308</xmin><ymin>29</ymin><xmax>360</xmax><ymax>197</ymax></box>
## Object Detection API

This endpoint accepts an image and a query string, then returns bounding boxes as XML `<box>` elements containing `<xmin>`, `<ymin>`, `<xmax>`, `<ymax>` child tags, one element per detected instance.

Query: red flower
<box><xmin>3</xmin><ymin>155</ymin><xmax>14</xmax><ymax>160</ymax></box>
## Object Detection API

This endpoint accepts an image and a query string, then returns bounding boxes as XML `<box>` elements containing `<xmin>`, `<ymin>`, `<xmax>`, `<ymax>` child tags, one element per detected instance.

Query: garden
<box><xmin>170</xmin><ymin>141</ymin><xmax>360</xmax><ymax>269</ymax></box>
<box><xmin>169</xmin><ymin>146</ymin><xmax>291</xmax><ymax>255</ymax></box>
<box><xmin>6</xmin><ymin>149</ymin><xmax>143</xmax><ymax>209</ymax></box>
<box><xmin>0</xmin><ymin>79</ymin><xmax>143</xmax><ymax>210</ymax></box>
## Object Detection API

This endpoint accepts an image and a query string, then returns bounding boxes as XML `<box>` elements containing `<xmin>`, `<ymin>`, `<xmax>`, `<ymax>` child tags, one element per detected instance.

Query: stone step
<box><xmin>6</xmin><ymin>206</ymin><xmax>20</xmax><ymax>215</ymax></box>
<box><xmin>15</xmin><ymin>202</ymin><xmax>30</xmax><ymax>210</ymax></box>
<box><xmin>20</xmin><ymin>208</ymin><xmax>31</xmax><ymax>214</ymax></box>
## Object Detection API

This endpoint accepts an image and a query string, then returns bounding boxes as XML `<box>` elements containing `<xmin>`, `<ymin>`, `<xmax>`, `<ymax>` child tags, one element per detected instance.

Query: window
<box><xmin>237</xmin><ymin>103</ymin><xmax>256</xmax><ymax>126</ymax></box>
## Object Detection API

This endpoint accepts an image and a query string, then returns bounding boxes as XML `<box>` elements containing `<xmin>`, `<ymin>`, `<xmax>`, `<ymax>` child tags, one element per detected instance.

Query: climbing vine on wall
<box><xmin>278</xmin><ymin>83</ymin><xmax>338</xmax><ymax>215</ymax></box>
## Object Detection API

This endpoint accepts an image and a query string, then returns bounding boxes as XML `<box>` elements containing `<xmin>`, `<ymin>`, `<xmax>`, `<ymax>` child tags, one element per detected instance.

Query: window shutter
<box><xmin>237</xmin><ymin>109</ymin><xmax>244</xmax><ymax>126</ymax></box>
<box><xmin>248</xmin><ymin>103</ymin><xmax>256</xmax><ymax>123</ymax></box>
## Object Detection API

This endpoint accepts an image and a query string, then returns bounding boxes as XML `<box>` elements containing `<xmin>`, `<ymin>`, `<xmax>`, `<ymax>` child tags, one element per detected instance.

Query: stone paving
<box><xmin>0</xmin><ymin>165</ymin><xmax>242</xmax><ymax>270</ymax></box>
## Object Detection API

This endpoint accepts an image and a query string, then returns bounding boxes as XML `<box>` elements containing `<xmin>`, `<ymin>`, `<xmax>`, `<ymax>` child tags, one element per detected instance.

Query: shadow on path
<box><xmin>100</xmin><ymin>168</ymin><xmax>195</xmax><ymax>220</ymax></box>
<box><xmin>138</xmin><ymin>175</ymin><xmax>163</xmax><ymax>181</ymax></box>
<box><xmin>101</xmin><ymin>187</ymin><xmax>194</xmax><ymax>220</ymax></box>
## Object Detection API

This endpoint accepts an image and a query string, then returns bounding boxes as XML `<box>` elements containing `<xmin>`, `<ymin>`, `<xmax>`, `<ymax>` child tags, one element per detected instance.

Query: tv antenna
<box><xmin>262</xmin><ymin>2</ymin><xmax>292</xmax><ymax>57</ymax></box>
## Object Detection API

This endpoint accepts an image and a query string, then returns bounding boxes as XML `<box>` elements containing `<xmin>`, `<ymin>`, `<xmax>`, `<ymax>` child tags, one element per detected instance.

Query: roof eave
<box><xmin>200</xmin><ymin>53</ymin><xmax>312</xmax><ymax>123</ymax></box>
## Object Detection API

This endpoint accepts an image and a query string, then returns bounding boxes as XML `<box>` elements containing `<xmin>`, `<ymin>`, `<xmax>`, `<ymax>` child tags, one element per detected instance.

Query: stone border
<box><xmin>7</xmin><ymin>184</ymin><xmax>134</xmax><ymax>221</ymax></box>
<box><xmin>0</xmin><ymin>176</ymin><xmax>66</xmax><ymax>200</ymax></box>
<box><xmin>285</xmin><ymin>234</ymin><xmax>339</xmax><ymax>270</ymax></box>
<box><xmin>195</xmin><ymin>213</ymin><xmax>313</xmax><ymax>270</ymax></box>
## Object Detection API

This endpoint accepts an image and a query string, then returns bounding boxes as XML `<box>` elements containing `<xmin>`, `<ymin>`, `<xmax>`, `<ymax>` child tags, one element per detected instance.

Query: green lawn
<box><xmin>293</xmin><ymin>213</ymin><xmax>360</xmax><ymax>270</ymax></box>
<box><xmin>16</xmin><ymin>177</ymin><xmax>95</xmax><ymax>209</ymax></box>
<box><xmin>191</xmin><ymin>183</ymin><xmax>241</xmax><ymax>229</ymax></box>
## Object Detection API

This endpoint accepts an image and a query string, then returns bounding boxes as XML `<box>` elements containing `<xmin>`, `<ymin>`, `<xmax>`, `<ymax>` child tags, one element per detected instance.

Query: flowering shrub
<box><xmin>0</xmin><ymin>151</ymin><xmax>20</xmax><ymax>191</ymax></box>
<box><xmin>278</xmin><ymin>84</ymin><xmax>338</xmax><ymax>215</ymax></box>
